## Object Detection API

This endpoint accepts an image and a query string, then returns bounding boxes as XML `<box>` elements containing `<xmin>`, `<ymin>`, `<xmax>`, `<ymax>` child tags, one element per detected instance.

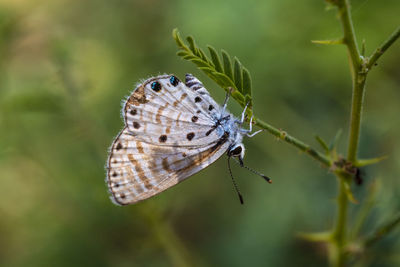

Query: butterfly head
<box><xmin>228</xmin><ymin>143</ymin><xmax>245</xmax><ymax>160</ymax></box>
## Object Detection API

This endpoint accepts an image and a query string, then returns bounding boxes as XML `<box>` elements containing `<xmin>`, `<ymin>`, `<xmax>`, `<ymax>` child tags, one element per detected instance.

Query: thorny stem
<box><xmin>367</xmin><ymin>25</ymin><xmax>400</xmax><ymax>69</ymax></box>
<box><xmin>333</xmin><ymin>0</ymin><xmax>363</xmax><ymax>266</ymax></box>
<box><xmin>331</xmin><ymin>175</ymin><xmax>350</xmax><ymax>267</ymax></box>
<box><xmin>331</xmin><ymin>0</ymin><xmax>400</xmax><ymax>266</ymax></box>
<box><xmin>255</xmin><ymin>118</ymin><xmax>331</xmax><ymax>167</ymax></box>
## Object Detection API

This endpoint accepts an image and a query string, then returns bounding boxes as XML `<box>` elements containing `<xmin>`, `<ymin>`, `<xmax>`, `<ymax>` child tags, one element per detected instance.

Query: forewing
<box><xmin>123</xmin><ymin>75</ymin><xmax>222</xmax><ymax>146</ymax></box>
<box><xmin>107</xmin><ymin>127</ymin><xmax>229</xmax><ymax>205</ymax></box>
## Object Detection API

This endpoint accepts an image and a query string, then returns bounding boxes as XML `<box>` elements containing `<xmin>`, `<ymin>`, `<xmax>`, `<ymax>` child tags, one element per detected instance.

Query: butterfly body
<box><xmin>106</xmin><ymin>74</ymin><xmax>250</xmax><ymax>205</ymax></box>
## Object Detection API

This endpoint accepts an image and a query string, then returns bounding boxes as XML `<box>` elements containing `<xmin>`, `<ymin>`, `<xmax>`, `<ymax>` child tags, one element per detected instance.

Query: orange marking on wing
<box><xmin>173</xmin><ymin>93</ymin><xmax>188</xmax><ymax>107</ymax></box>
<box><xmin>156</xmin><ymin>103</ymin><xmax>169</xmax><ymax>123</ymax></box>
<box><xmin>136</xmin><ymin>141</ymin><xmax>144</xmax><ymax>154</ymax></box>
<box><xmin>162</xmin><ymin>158</ymin><xmax>171</xmax><ymax>171</ymax></box>
<box><xmin>127</xmin><ymin>85</ymin><xmax>148</xmax><ymax>106</ymax></box>
<box><xmin>128</xmin><ymin>154</ymin><xmax>152</xmax><ymax>190</ymax></box>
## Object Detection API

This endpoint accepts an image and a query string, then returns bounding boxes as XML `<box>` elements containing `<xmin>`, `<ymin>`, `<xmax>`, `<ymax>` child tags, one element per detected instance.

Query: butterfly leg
<box><xmin>221</xmin><ymin>87</ymin><xmax>233</xmax><ymax>114</ymax></box>
<box><xmin>246</xmin><ymin>116</ymin><xmax>262</xmax><ymax>137</ymax></box>
<box><xmin>240</xmin><ymin>102</ymin><xmax>250</xmax><ymax>124</ymax></box>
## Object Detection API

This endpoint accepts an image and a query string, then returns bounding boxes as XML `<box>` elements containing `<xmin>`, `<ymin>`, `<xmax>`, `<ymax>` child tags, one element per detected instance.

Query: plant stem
<box><xmin>367</xmin><ymin>25</ymin><xmax>400</xmax><ymax>69</ymax></box>
<box><xmin>255</xmin><ymin>118</ymin><xmax>331</xmax><ymax>167</ymax></box>
<box><xmin>332</xmin><ymin>0</ymin><xmax>362</xmax><ymax>265</ymax></box>
<box><xmin>347</xmin><ymin>75</ymin><xmax>367</xmax><ymax>162</ymax></box>
<box><xmin>332</xmin><ymin>175</ymin><xmax>350</xmax><ymax>267</ymax></box>
<box><xmin>337</xmin><ymin>0</ymin><xmax>361</xmax><ymax>75</ymax></box>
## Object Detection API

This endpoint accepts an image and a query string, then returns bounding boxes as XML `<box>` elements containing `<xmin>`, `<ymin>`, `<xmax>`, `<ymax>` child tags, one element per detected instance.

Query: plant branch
<box><xmin>332</xmin><ymin>1</ymin><xmax>363</xmax><ymax>266</ymax></box>
<box><xmin>255</xmin><ymin>118</ymin><xmax>331</xmax><ymax>166</ymax></box>
<box><xmin>346</xmin><ymin>76</ymin><xmax>367</xmax><ymax>163</ymax></box>
<box><xmin>367</xmin><ymin>25</ymin><xmax>400</xmax><ymax>69</ymax></box>
<box><xmin>337</xmin><ymin>0</ymin><xmax>361</xmax><ymax>74</ymax></box>
<box><xmin>331</xmin><ymin>175</ymin><xmax>350</xmax><ymax>267</ymax></box>
<box><xmin>335</xmin><ymin>0</ymin><xmax>364</xmax><ymax>163</ymax></box>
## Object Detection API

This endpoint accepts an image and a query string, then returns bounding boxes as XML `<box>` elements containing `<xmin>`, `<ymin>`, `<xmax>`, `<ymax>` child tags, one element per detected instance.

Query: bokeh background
<box><xmin>1</xmin><ymin>0</ymin><xmax>399</xmax><ymax>266</ymax></box>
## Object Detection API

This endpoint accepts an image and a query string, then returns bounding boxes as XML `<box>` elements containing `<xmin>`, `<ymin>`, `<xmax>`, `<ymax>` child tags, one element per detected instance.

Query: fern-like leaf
<box><xmin>172</xmin><ymin>28</ymin><xmax>253</xmax><ymax>109</ymax></box>
<box><xmin>233</xmin><ymin>57</ymin><xmax>243</xmax><ymax>94</ymax></box>
<box><xmin>221</xmin><ymin>50</ymin><xmax>233</xmax><ymax>80</ymax></box>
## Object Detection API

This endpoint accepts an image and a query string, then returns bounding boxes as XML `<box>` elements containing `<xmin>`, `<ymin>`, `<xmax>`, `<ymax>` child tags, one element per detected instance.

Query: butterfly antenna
<box><xmin>222</xmin><ymin>87</ymin><xmax>233</xmax><ymax>112</ymax></box>
<box><xmin>234</xmin><ymin>158</ymin><xmax>272</xmax><ymax>184</ymax></box>
<box><xmin>227</xmin><ymin>156</ymin><xmax>244</xmax><ymax>204</ymax></box>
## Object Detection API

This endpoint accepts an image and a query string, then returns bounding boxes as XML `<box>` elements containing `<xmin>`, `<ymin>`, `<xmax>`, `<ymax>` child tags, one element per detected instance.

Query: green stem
<box><xmin>337</xmin><ymin>0</ymin><xmax>361</xmax><ymax>75</ymax></box>
<box><xmin>367</xmin><ymin>25</ymin><xmax>400</xmax><ymax>69</ymax></box>
<box><xmin>255</xmin><ymin>118</ymin><xmax>331</xmax><ymax>167</ymax></box>
<box><xmin>347</xmin><ymin>75</ymin><xmax>367</xmax><ymax>162</ymax></box>
<box><xmin>332</xmin><ymin>1</ymin><xmax>362</xmax><ymax>266</ymax></box>
<box><xmin>332</xmin><ymin>175</ymin><xmax>350</xmax><ymax>267</ymax></box>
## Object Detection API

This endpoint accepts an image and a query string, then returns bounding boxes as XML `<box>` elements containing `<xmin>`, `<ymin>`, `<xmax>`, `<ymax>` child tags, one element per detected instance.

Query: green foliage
<box><xmin>172</xmin><ymin>29</ymin><xmax>252</xmax><ymax>108</ymax></box>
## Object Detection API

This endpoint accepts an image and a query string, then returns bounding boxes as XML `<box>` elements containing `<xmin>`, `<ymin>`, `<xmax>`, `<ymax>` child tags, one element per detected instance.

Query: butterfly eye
<box><xmin>151</xmin><ymin>81</ymin><xmax>162</xmax><ymax>92</ymax></box>
<box><xmin>170</xmin><ymin>75</ymin><xmax>180</xmax><ymax>86</ymax></box>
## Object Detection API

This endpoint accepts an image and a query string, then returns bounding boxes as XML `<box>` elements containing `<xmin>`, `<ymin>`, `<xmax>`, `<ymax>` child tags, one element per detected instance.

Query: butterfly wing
<box><xmin>123</xmin><ymin>74</ymin><xmax>224</xmax><ymax>146</ymax></box>
<box><xmin>106</xmin><ymin>74</ymin><xmax>230</xmax><ymax>205</ymax></box>
<box><xmin>107</xmin><ymin>127</ymin><xmax>229</xmax><ymax>205</ymax></box>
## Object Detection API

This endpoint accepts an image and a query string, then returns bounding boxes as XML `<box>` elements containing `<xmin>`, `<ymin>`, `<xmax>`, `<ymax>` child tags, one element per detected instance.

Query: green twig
<box><xmin>255</xmin><ymin>118</ymin><xmax>331</xmax><ymax>166</ymax></box>
<box><xmin>367</xmin><ymin>26</ymin><xmax>400</xmax><ymax>69</ymax></box>
<box><xmin>333</xmin><ymin>0</ymin><xmax>363</xmax><ymax>266</ymax></box>
<box><xmin>329</xmin><ymin>0</ymin><xmax>400</xmax><ymax>266</ymax></box>
<box><xmin>337</xmin><ymin>0</ymin><xmax>361</xmax><ymax>75</ymax></box>
<box><xmin>331</xmin><ymin>175</ymin><xmax>350</xmax><ymax>267</ymax></box>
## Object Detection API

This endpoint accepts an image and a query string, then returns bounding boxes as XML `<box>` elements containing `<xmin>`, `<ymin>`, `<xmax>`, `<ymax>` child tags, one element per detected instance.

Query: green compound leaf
<box><xmin>233</xmin><ymin>57</ymin><xmax>243</xmax><ymax>93</ymax></box>
<box><xmin>221</xmin><ymin>50</ymin><xmax>233</xmax><ymax>79</ymax></box>
<box><xmin>172</xmin><ymin>28</ymin><xmax>253</xmax><ymax>109</ymax></box>
<box><xmin>242</xmin><ymin>67</ymin><xmax>252</xmax><ymax>99</ymax></box>
<box><xmin>207</xmin><ymin>45</ymin><xmax>223</xmax><ymax>73</ymax></box>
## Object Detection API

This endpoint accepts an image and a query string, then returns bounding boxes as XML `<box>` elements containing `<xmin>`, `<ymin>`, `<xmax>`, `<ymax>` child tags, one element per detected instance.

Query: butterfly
<box><xmin>106</xmin><ymin>74</ymin><xmax>270</xmax><ymax>205</ymax></box>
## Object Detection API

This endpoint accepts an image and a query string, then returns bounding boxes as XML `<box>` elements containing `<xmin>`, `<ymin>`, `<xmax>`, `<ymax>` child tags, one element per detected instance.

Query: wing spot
<box><xmin>187</xmin><ymin>132</ymin><xmax>195</xmax><ymax>141</ymax></box>
<box><xmin>114</xmin><ymin>182</ymin><xmax>120</xmax><ymax>188</ymax></box>
<box><xmin>196</xmin><ymin>110</ymin><xmax>201</xmax><ymax>114</ymax></box>
<box><xmin>170</xmin><ymin>75</ymin><xmax>180</xmax><ymax>86</ymax></box>
<box><xmin>208</xmin><ymin>105</ymin><xmax>214</xmax><ymax>111</ymax></box>
<box><xmin>195</xmin><ymin>96</ymin><xmax>202</xmax><ymax>103</ymax></box>
<box><xmin>182</xmin><ymin>152</ymin><xmax>187</xmax><ymax>157</ymax></box>
<box><xmin>116</xmin><ymin>143</ymin><xmax>123</xmax><ymax>150</ymax></box>
<box><xmin>111</xmin><ymin>172</ymin><xmax>117</xmax><ymax>177</ymax></box>
<box><xmin>159</xmin><ymin>135</ymin><xmax>167</xmax><ymax>143</ymax></box>
<box><xmin>120</xmin><ymin>193</ymin><xmax>126</xmax><ymax>199</ymax></box>
<box><xmin>130</xmin><ymin>109</ymin><xmax>137</xmax><ymax>116</ymax></box>
<box><xmin>191</xmin><ymin>116</ymin><xmax>198</xmax><ymax>122</ymax></box>
<box><xmin>133</xmin><ymin>121</ymin><xmax>141</xmax><ymax>129</ymax></box>
<box><xmin>151</xmin><ymin>81</ymin><xmax>162</xmax><ymax>92</ymax></box>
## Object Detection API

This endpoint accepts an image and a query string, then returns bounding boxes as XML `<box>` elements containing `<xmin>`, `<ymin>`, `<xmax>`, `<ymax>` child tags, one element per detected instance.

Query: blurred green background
<box><xmin>0</xmin><ymin>0</ymin><xmax>399</xmax><ymax>266</ymax></box>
